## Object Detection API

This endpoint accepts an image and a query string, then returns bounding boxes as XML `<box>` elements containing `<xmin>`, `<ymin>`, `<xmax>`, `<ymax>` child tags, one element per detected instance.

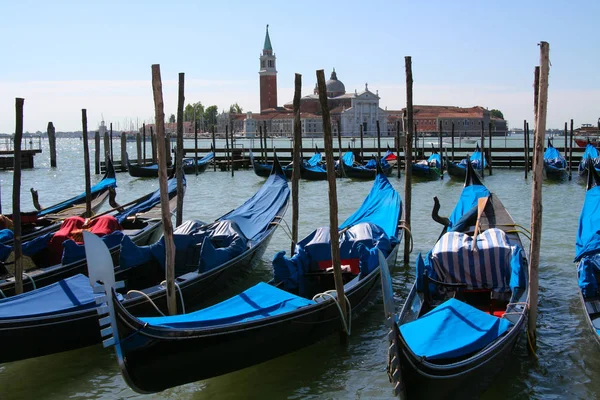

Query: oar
<box><xmin>472</xmin><ymin>196</ymin><xmax>490</xmax><ymax>250</ymax></box>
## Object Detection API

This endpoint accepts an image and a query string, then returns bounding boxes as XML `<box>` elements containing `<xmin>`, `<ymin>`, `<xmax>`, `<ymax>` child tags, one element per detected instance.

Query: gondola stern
<box><xmin>465</xmin><ymin>155</ymin><xmax>483</xmax><ymax>187</ymax></box>
<box><xmin>587</xmin><ymin>158</ymin><xmax>600</xmax><ymax>190</ymax></box>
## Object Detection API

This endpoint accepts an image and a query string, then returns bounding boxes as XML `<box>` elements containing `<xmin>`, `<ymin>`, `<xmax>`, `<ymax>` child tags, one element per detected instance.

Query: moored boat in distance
<box><xmin>543</xmin><ymin>138</ymin><xmax>568</xmax><ymax>181</ymax></box>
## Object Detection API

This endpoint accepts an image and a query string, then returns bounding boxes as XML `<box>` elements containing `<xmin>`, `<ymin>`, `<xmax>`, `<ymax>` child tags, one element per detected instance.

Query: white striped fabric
<box><xmin>431</xmin><ymin>228</ymin><xmax>513</xmax><ymax>292</ymax></box>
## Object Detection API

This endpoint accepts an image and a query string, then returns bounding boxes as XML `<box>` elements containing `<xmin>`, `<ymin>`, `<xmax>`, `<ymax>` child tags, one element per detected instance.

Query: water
<box><xmin>0</xmin><ymin>138</ymin><xmax>598</xmax><ymax>399</ymax></box>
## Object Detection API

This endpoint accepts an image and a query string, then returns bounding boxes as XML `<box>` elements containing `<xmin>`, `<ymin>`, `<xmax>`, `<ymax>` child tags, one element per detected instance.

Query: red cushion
<box><xmin>317</xmin><ymin>258</ymin><xmax>360</xmax><ymax>275</ymax></box>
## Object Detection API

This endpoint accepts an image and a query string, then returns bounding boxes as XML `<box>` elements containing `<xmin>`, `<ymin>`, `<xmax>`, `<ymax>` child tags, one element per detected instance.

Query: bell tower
<box><xmin>259</xmin><ymin>24</ymin><xmax>277</xmax><ymax>113</ymax></box>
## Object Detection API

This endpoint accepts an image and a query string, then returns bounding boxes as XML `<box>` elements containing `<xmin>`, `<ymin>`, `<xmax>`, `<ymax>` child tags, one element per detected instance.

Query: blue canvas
<box><xmin>400</xmin><ymin>298</ymin><xmax>512</xmax><ymax>360</ymax></box>
<box><xmin>115</xmin><ymin>175</ymin><xmax>182</xmax><ymax>224</ymax></box>
<box><xmin>448</xmin><ymin>185</ymin><xmax>490</xmax><ymax>231</ymax></box>
<box><xmin>140</xmin><ymin>282</ymin><xmax>315</xmax><ymax>329</ymax></box>
<box><xmin>576</xmin><ymin>185</ymin><xmax>600</xmax><ymax>261</ymax></box>
<box><xmin>0</xmin><ymin>274</ymin><xmax>98</xmax><ymax>319</ymax></box>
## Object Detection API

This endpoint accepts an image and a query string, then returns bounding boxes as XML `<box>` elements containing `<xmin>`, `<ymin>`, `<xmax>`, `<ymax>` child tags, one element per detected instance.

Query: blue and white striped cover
<box><xmin>431</xmin><ymin>228</ymin><xmax>513</xmax><ymax>292</ymax></box>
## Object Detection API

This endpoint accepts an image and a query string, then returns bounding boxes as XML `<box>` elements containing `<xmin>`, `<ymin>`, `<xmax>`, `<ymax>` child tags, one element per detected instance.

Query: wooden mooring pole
<box><xmin>438</xmin><ymin>121</ymin><xmax>444</xmax><ymax>179</ymax></box>
<box><xmin>225</xmin><ymin>125</ymin><xmax>230</xmax><ymax>172</ymax></box>
<box><xmin>151</xmin><ymin>64</ymin><xmax>176</xmax><ymax>316</ymax></box>
<box><xmin>110</xmin><ymin>123</ymin><xmax>114</xmax><ymax>161</ymax></box>
<box><xmin>47</xmin><ymin>122</ymin><xmax>57</xmax><ymax>167</ymax></box>
<box><xmin>316</xmin><ymin>69</ymin><xmax>347</xmax><ymax>337</ymax></box>
<box><xmin>359</xmin><ymin>124</ymin><xmax>364</xmax><ymax>163</ymax></box>
<box><xmin>376</xmin><ymin>120</ymin><xmax>382</xmax><ymax>161</ymax></box>
<box><xmin>13</xmin><ymin>98</ymin><xmax>24</xmax><ymax>295</ymax></box>
<box><xmin>151</xmin><ymin>126</ymin><xmax>157</xmax><ymax>164</ymax></box>
<box><xmin>404</xmin><ymin>56</ymin><xmax>413</xmax><ymax>265</ymax></box>
<box><xmin>528</xmin><ymin>41</ymin><xmax>550</xmax><ymax>350</ymax></box>
<box><xmin>136</xmin><ymin>132</ymin><xmax>142</xmax><ymax>164</ymax></box>
<box><xmin>176</xmin><ymin>72</ymin><xmax>185</xmax><ymax>228</ymax></box>
<box><xmin>103</xmin><ymin>130</ymin><xmax>110</xmax><ymax>164</ymax></box>
<box><xmin>291</xmin><ymin>73</ymin><xmax>302</xmax><ymax>254</ymax></box>
<box><xmin>81</xmin><ymin>109</ymin><xmax>92</xmax><ymax>218</ymax></box>
<box><xmin>94</xmin><ymin>131</ymin><xmax>100</xmax><ymax>174</ymax></box>
<box><xmin>396</xmin><ymin>120</ymin><xmax>401</xmax><ymax>178</ymax></box>
<box><xmin>143</xmin><ymin>123</ymin><xmax>146</xmax><ymax>165</ymax></box>
<box><xmin>194</xmin><ymin>120</ymin><xmax>199</xmax><ymax>175</ymax></box>
<box><xmin>212</xmin><ymin>126</ymin><xmax>216</xmax><ymax>171</ymax></box>
<box><xmin>523</xmin><ymin>120</ymin><xmax>528</xmax><ymax>179</ymax></box>
<box><xmin>120</xmin><ymin>131</ymin><xmax>127</xmax><ymax>172</ymax></box>
<box><xmin>569</xmin><ymin>119</ymin><xmax>574</xmax><ymax>180</ymax></box>
<box><xmin>451</xmin><ymin>122</ymin><xmax>455</xmax><ymax>163</ymax></box>
<box><xmin>488</xmin><ymin>122</ymin><xmax>493</xmax><ymax>175</ymax></box>
<box><xmin>480</xmin><ymin>122</ymin><xmax>485</xmax><ymax>179</ymax></box>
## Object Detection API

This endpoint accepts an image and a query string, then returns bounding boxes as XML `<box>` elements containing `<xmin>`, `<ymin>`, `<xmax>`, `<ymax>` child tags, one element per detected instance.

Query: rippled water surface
<box><xmin>0</xmin><ymin>138</ymin><xmax>598</xmax><ymax>399</ymax></box>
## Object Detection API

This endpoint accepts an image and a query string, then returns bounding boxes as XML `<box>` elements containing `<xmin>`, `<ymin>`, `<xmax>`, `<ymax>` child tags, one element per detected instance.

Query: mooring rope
<box><xmin>126</xmin><ymin>280</ymin><xmax>186</xmax><ymax>317</ymax></box>
<box><xmin>22</xmin><ymin>272</ymin><xmax>36</xmax><ymax>290</ymax></box>
<box><xmin>398</xmin><ymin>222</ymin><xmax>414</xmax><ymax>254</ymax></box>
<box><xmin>312</xmin><ymin>290</ymin><xmax>352</xmax><ymax>335</ymax></box>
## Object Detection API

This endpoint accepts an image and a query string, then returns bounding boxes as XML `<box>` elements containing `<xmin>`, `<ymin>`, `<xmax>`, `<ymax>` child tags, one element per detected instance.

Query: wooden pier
<box><xmin>0</xmin><ymin>149</ymin><xmax>42</xmax><ymax>170</ymax></box>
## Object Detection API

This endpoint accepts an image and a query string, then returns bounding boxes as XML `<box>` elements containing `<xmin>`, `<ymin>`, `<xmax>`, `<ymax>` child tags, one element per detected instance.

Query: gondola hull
<box><xmin>543</xmin><ymin>163</ymin><xmax>568</xmax><ymax>181</ymax></box>
<box><xmin>127</xmin><ymin>162</ymin><xmax>174</xmax><ymax>178</ymax></box>
<box><xmin>411</xmin><ymin>164</ymin><xmax>441</xmax><ymax>180</ymax></box>
<box><xmin>343</xmin><ymin>164</ymin><xmax>393</xmax><ymax>180</ymax></box>
<box><xmin>111</xmin><ymin>246</ymin><xmax>398</xmax><ymax>393</ymax></box>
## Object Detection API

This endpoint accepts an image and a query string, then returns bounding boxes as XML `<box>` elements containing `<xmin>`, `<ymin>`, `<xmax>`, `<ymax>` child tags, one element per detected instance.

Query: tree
<box><xmin>204</xmin><ymin>105</ymin><xmax>219</xmax><ymax>130</ymax></box>
<box><xmin>168</xmin><ymin>114</ymin><xmax>176</xmax><ymax>123</ymax></box>
<box><xmin>490</xmin><ymin>109</ymin><xmax>504</xmax><ymax>119</ymax></box>
<box><xmin>229</xmin><ymin>103</ymin><xmax>243</xmax><ymax>114</ymax></box>
<box><xmin>184</xmin><ymin>102</ymin><xmax>205</xmax><ymax>125</ymax></box>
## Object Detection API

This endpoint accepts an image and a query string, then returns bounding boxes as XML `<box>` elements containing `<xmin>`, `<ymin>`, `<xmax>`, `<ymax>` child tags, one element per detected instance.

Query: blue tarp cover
<box><xmin>470</xmin><ymin>150</ymin><xmax>487</xmax><ymax>169</ymax></box>
<box><xmin>448</xmin><ymin>185</ymin><xmax>491</xmax><ymax>231</ymax></box>
<box><xmin>38</xmin><ymin>175</ymin><xmax>117</xmax><ymax>217</ymax></box>
<box><xmin>0</xmin><ymin>274</ymin><xmax>97</xmax><ymax>320</ymax></box>
<box><xmin>339</xmin><ymin>174</ymin><xmax>401</xmax><ymax>238</ymax></box>
<box><xmin>544</xmin><ymin>146</ymin><xmax>566</xmax><ymax>168</ymax></box>
<box><xmin>582</xmin><ymin>144</ymin><xmax>600</xmax><ymax>160</ymax></box>
<box><xmin>219</xmin><ymin>172</ymin><xmax>289</xmax><ymax>240</ymax></box>
<box><xmin>115</xmin><ymin>176</ymin><xmax>181</xmax><ymax>224</ymax></box>
<box><xmin>306</xmin><ymin>153</ymin><xmax>322</xmax><ymax>167</ymax></box>
<box><xmin>342</xmin><ymin>151</ymin><xmax>355</xmax><ymax>166</ymax></box>
<box><xmin>400</xmin><ymin>298</ymin><xmax>512</xmax><ymax>360</ymax></box>
<box><xmin>576</xmin><ymin>185</ymin><xmax>600</xmax><ymax>261</ymax></box>
<box><xmin>139</xmin><ymin>282</ymin><xmax>315</xmax><ymax>328</ymax></box>
<box><xmin>427</xmin><ymin>153</ymin><xmax>441</xmax><ymax>168</ymax></box>
<box><xmin>578</xmin><ymin>254</ymin><xmax>600</xmax><ymax>298</ymax></box>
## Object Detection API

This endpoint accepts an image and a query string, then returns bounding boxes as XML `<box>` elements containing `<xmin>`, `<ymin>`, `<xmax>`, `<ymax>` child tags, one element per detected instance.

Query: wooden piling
<box><xmin>404</xmin><ymin>56</ymin><xmax>414</xmax><ymax>265</ymax></box>
<box><xmin>151</xmin><ymin>64</ymin><xmax>176</xmax><ymax>316</ymax></box>
<box><xmin>143</xmin><ymin>123</ymin><xmax>146</xmax><ymax>165</ymax></box>
<box><xmin>13</xmin><ymin>98</ymin><xmax>24</xmax><ymax>295</ymax></box>
<box><xmin>480</xmin><ymin>122</ymin><xmax>485</xmax><ymax>179</ymax></box>
<box><xmin>488</xmin><ymin>122</ymin><xmax>493</xmax><ymax>175</ymax></box>
<box><xmin>438</xmin><ymin>121</ymin><xmax>443</xmax><ymax>179</ymax></box>
<box><xmin>316</xmin><ymin>69</ymin><xmax>347</xmax><ymax>335</ymax></box>
<box><xmin>569</xmin><ymin>119</ymin><xmax>574</xmax><ymax>180</ymax></box>
<box><xmin>259</xmin><ymin>125</ymin><xmax>264</xmax><ymax>163</ymax></box>
<box><xmin>524</xmin><ymin>120</ymin><xmax>528</xmax><ymax>179</ymax></box>
<box><xmin>337</xmin><ymin>119</ymin><xmax>343</xmax><ymax>160</ymax></box>
<box><xmin>263</xmin><ymin>121</ymin><xmax>268</xmax><ymax>162</ymax></box>
<box><xmin>136</xmin><ymin>132</ymin><xmax>142</xmax><ymax>164</ymax></box>
<box><xmin>94</xmin><ymin>131</ymin><xmax>100</xmax><ymax>174</ymax></box>
<box><xmin>120</xmin><ymin>132</ymin><xmax>127</xmax><ymax>172</ymax></box>
<box><xmin>81</xmin><ymin>109</ymin><xmax>92</xmax><ymax>218</ymax></box>
<box><xmin>151</xmin><ymin>126</ymin><xmax>157</xmax><ymax>164</ymax></box>
<box><xmin>528</xmin><ymin>41</ymin><xmax>550</xmax><ymax>349</ymax></box>
<box><xmin>194</xmin><ymin>121</ymin><xmax>199</xmax><ymax>175</ymax></box>
<box><xmin>526</xmin><ymin>122</ymin><xmax>531</xmax><ymax>171</ymax></box>
<box><xmin>291</xmin><ymin>73</ymin><xmax>302</xmax><ymax>254</ymax></box>
<box><xmin>103</xmin><ymin>131</ymin><xmax>110</xmax><ymax>164</ymax></box>
<box><xmin>212</xmin><ymin>126</ymin><xmax>216</xmax><ymax>171</ymax></box>
<box><xmin>225</xmin><ymin>125</ymin><xmax>230</xmax><ymax>172</ymax></box>
<box><xmin>230</xmin><ymin>121</ymin><xmax>235</xmax><ymax>177</ymax></box>
<box><xmin>110</xmin><ymin>123</ymin><xmax>114</xmax><ymax>161</ymax></box>
<box><xmin>451</xmin><ymin>122</ymin><xmax>455</xmax><ymax>163</ymax></box>
<box><xmin>396</xmin><ymin>120</ymin><xmax>401</xmax><ymax>178</ymax></box>
<box><xmin>376</xmin><ymin>120</ymin><xmax>382</xmax><ymax>161</ymax></box>
<box><xmin>176</xmin><ymin>72</ymin><xmax>185</xmax><ymax>228</ymax></box>
<box><xmin>359</xmin><ymin>124</ymin><xmax>364</xmax><ymax>163</ymax></box>
<box><xmin>47</xmin><ymin>122</ymin><xmax>57</xmax><ymax>167</ymax></box>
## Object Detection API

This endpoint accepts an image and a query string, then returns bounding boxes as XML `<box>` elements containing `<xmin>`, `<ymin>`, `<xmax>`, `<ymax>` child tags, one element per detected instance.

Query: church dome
<box><xmin>326</xmin><ymin>69</ymin><xmax>345</xmax><ymax>97</ymax></box>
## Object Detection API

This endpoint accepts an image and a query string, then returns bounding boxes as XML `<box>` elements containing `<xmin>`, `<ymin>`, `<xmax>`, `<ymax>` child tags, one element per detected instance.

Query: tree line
<box><xmin>167</xmin><ymin>102</ymin><xmax>244</xmax><ymax>131</ymax></box>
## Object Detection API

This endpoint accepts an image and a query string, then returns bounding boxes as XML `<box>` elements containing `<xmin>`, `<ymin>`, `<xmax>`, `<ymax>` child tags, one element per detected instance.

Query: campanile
<box><xmin>259</xmin><ymin>25</ymin><xmax>277</xmax><ymax>112</ymax></box>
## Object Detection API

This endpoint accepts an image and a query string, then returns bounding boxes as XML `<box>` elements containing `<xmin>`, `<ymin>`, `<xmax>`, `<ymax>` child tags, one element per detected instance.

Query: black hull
<box><xmin>113</xmin><ymin>246</ymin><xmax>398</xmax><ymax>393</ymax></box>
<box><xmin>0</xmin><ymin>219</ymin><xmax>163</xmax><ymax>298</ymax></box>
<box><xmin>0</xmin><ymin>205</ymin><xmax>283</xmax><ymax>364</ymax></box>
<box><xmin>344</xmin><ymin>164</ymin><xmax>393</xmax><ymax>180</ymax></box>
<box><xmin>543</xmin><ymin>164</ymin><xmax>568</xmax><ymax>181</ymax></box>
<box><xmin>411</xmin><ymin>164</ymin><xmax>441</xmax><ymax>181</ymax></box>
<box><xmin>446</xmin><ymin>161</ymin><xmax>466</xmax><ymax>179</ymax></box>
<box><xmin>299</xmin><ymin>163</ymin><xmax>334</xmax><ymax>181</ymax></box>
<box><xmin>127</xmin><ymin>161</ymin><xmax>174</xmax><ymax>178</ymax></box>
<box><xmin>252</xmin><ymin>160</ymin><xmax>293</xmax><ymax>179</ymax></box>
<box><xmin>182</xmin><ymin>161</ymin><xmax>209</xmax><ymax>175</ymax></box>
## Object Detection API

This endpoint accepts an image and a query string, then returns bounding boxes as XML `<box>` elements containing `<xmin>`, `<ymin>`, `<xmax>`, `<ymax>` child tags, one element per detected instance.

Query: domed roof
<box><xmin>326</xmin><ymin>69</ymin><xmax>345</xmax><ymax>96</ymax></box>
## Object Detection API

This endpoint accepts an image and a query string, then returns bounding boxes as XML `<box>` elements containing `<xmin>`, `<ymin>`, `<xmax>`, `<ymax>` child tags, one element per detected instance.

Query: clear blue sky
<box><xmin>1</xmin><ymin>0</ymin><xmax>598</xmax><ymax>133</ymax></box>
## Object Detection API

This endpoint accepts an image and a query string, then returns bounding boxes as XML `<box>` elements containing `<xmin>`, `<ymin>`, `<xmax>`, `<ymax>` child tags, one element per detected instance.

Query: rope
<box><xmin>312</xmin><ymin>290</ymin><xmax>352</xmax><ymax>335</ymax></box>
<box><xmin>506</xmin><ymin>229</ymin><xmax>532</xmax><ymax>241</ymax></box>
<box><xmin>161</xmin><ymin>280</ymin><xmax>186</xmax><ymax>315</ymax></box>
<box><xmin>398</xmin><ymin>223</ymin><xmax>413</xmax><ymax>254</ymax></box>
<box><xmin>126</xmin><ymin>290</ymin><xmax>165</xmax><ymax>316</ymax></box>
<box><xmin>526</xmin><ymin>329</ymin><xmax>538</xmax><ymax>359</ymax></box>
<box><xmin>0</xmin><ymin>288</ymin><xmax>5</xmax><ymax>298</ymax></box>
<box><xmin>22</xmin><ymin>272</ymin><xmax>36</xmax><ymax>290</ymax></box>
<box><xmin>271</xmin><ymin>221</ymin><xmax>294</xmax><ymax>243</ymax></box>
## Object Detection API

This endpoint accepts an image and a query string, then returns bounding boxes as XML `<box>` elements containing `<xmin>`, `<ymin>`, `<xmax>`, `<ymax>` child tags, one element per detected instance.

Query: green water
<box><xmin>0</xmin><ymin>138</ymin><xmax>597</xmax><ymax>399</ymax></box>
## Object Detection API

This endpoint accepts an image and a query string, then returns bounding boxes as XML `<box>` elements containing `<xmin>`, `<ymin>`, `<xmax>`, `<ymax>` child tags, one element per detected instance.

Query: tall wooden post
<box><xmin>291</xmin><ymin>73</ymin><xmax>302</xmax><ymax>254</ymax></box>
<box><xmin>103</xmin><ymin>131</ymin><xmax>110</xmax><ymax>165</ymax></box>
<box><xmin>136</xmin><ymin>132</ymin><xmax>142</xmax><ymax>164</ymax></box>
<box><xmin>316</xmin><ymin>69</ymin><xmax>347</xmax><ymax>334</ymax></box>
<box><xmin>451</xmin><ymin>122</ymin><xmax>455</xmax><ymax>163</ymax></box>
<box><xmin>528</xmin><ymin>41</ymin><xmax>550</xmax><ymax>349</ymax></box>
<box><xmin>569</xmin><ymin>119</ymin><xmax>574</xmax><ymax>180</ymax></box>
<box><xmin>110</xmin><ymin>123</ymin><xmax>114</xmax><ymax>161</ymax></box>
<box><xmin>488</xmin><ymin>122</ymin><xmax>493</xmax><ymax>175</ymax></box>
<box><xmin>480</xmin><ymin>122</ymin><xmax>485</xmax><ymax>178</ymax></box>
<box><xmin>526</xmin><ymin>122</ymin><xmax>530</xmax><ymax>173</ymax></box>
<box><xmin>229</xmin><ymin>121</ymin><xmax>235</xmax><ymax>177</ymax></box>
<box><xmin>94</xmin><ymin>131</ymin><xmax>100</xmax><ymax>174</ymax></box>
<box><xmin>404</xmin><ymin>56</ymin><xmax>413</xmax><ymax>265</ymax></box>
<box><xmin>176</xmin><ymin>72</ymin><xmax>185</xmax><ymax>228</ymax></box>
<box><xmin>438</xmin><ymin>121</ymin><xmax>444</xmax><ymax>179</ymax></box>
<box><xmin>376</xmin><ymin>120</ymin><xmax>382</xmax><ymax>161</ymax></box>
<box><xmin>359</xmin><ymin>124</ymin><xmax>364</xmax><ymax>163</ymax></box>
<box><xmin>120</xmin><ymin>132</ymin><xmax>127</xmax><ymax>172</ymax></box>
<box><xmin>258</xmin><ymin>125</ymin><xmax>264</xmax><ymax>163</ymax></box>
<box><xmin>225</xmin><ymin>125</ymin><xmax>230</xmax><ymax>172</ymax></box>
<box><xmin>47</xmin><ymin>122</ymin><xmax>57</xmax><ymax>167</ymax></box>
<box><xmin>263</xmin><ymin>121</ymin><xmax>268</xmax><ymax>162</ymax></box>
<box><xmin>212</xmin><ymin>126</ymin><xmax>216</xmax><ymax>171</ymax></box>
<box><xmin>81</xmin><ymin>109</ymin><xmax>92</xmax><ymax>218</ymax></box>
<box><xmin>151</xmin><ymin>64</ymin><xmax>176</xmax><ymax>316</ymax></box>
<box><xmin>337</xmin><ymin>119</ymin><xmax>343</xmax><ymax>160</ymax></box>
<box><xmin>13</xmin><ymin>98</ymin><xmax>24</xmax><ymax>295</ymax></box>
<box><xmin>194</xmin><ymin>121</ymin><xmax>199</xmax><ymax>175</ymax></box>
<box><xmin>151</xmin><ymin>126</ymin><xmax>157</xmax><ymax>164</ymax></box>
<box><xmin>142</xmin><ymin>123</ymin><xmax>146</xmax><ymax>165</ymax></box>
<box><xmin>396</xmin><ymin>120</ymin><xmax>401</xmax><ymax>178</ymax></box>
<box><xmin>524</xmin><ymin>120</ymin><xmax>528</xmax><ymax>179</ymax></box>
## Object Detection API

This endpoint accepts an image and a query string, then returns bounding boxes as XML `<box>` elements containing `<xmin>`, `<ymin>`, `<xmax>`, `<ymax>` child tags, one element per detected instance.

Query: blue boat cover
<box><xmin>578</xmin><ymin>254</ymin><xmax>600</xmax><ymax>298</ymax></box>
<box><xmin>342</xmin><ymin>151</ymin><xmax>355</xmax><ymax>166</ymax></box>
<box><xmin>114</xmin><ymin>176</ymin><xmax>181</xmax><ymax>224</ymax></box>
<box><xmin>427</xmin><ymin>153</ymin><xmax>441</xmax><ymax>169</ymax></box>
<box><xmin>430</xmin><ymin>228</ymin><xmax>526</xmax><ymax>292</ymax></box>
<box><xmin>61</xmin><ymin>231</ymin><xmax>125</xmax><ymax>266</ymax></box>
<box><xmin>183</xmin><ymin>152</ymin><xmax>214</xmax><ymax>167</ymax></box>
<box><xmin>470</xmin><ymin>150</ymin><xmax>487</xmax><ymax>169</ymax></box>
<box><xmin>38</xmin><ymin>175</ymin><xmax>117</xmax><ymax>217</ymax></box>
<box><xmin>139</xmin><ymin>282</ymin><xmax>315</xmax><ymax>329</ymax></box>
<box><xmin>0</xmin><ymin>229</ymin><xmax>14</xmax><ymax>243</ymax></box>
<box><xmin>339</xmin><ymin>174</ymin><xmax>401</xmax><ymax>238</ymax></box>
<box><xmin>400</xmin><ymin>298</ymin><xmax>512</xmax><ymax>360</ymax></box>
<box><xmin>575</xmin><ymin>185</ymin><xmax>600</xmax><ymax>261</ymax></box>
<box><xmin>544</xmin><ymin>146</ymin><xmax>566</xmax><ymax>168</ymax></box>
<box><xmin>306</xmin><ymin>153</ymin><xmax>322</xmax><ymax>167</ymax></box>
<box><xmin>448</xmin><ymin>184</ymin><xmax>491</xmax><ymax>231</ymax></box>
<box><xmin>218</xmin><ymin>171</ymin><xmax>289</xmax><ymax>240</ymax></box>
<box><xmin>582</xmin><ymin>144</ymin><xmax>600</xmax><ymax>161</ymax></box>
<box><xmin>0</xmin><ymin>274</ymin><xmax>98</xmax><ymax>320</ymax></box>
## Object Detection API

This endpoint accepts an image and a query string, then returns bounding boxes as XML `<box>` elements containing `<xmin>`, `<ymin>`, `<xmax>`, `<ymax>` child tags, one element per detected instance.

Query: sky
<box><xmin>1</xmin><ymin>0</ymin><xmax>599</xmax><ymax>133</ymax></box>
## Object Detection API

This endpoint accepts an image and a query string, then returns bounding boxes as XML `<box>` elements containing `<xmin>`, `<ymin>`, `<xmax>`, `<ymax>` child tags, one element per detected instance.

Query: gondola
<box><xmin>385</xmin><ymin>160</ymin><xmax>529</xmax><ymax>399</ymax></box>
<box><xmin>181</xmin><ymin>150</ymin><xmax>215</xmax><ymax>174</ymax></box>
<box><xmin>0</xmin><ymin>174</ymin><xmax>182</xmax><ymax>298</ymax></box>
<box><xmin>576</xmin><ymin>160</ymin><xmax>600</xmax><ymax>346</ymax></box>
<box><xmin>578</xmin><ymin>143</ymin><xmax>600</xmax><ymax>180</ymax></box>
<box><xmin>88</xmin><ymin>169</ymin><xmax>401</xmax><ymax>393</ymax></box>
<box><xmin>0</xmin><ymin>159</ymin><xmax>117</xmax><ymax>246</ymax></box>
<box><xmin>250</xmin><ymin>150</ymin><xmax>293</xmax><ymax>178</ymax></box>
<box><xmin>0</xmin><ymin>161</ymin><xmax>288</xmax><ymax>364</ymax></box>
<box><xmin>341</xmin><ymin>149</ymin><xmax>393</xmax><ymax>180</ymax></box>
<box><xmin>543</xmin><ymin>138</ymin><xmax>568</xmax><ymax>181</ymax></box>
<box><xmin>299</xmin><ymin>151</ymin><xmax>329</xmax><ymax>180</ymax></box>
<box><xmin>446</xmin><ymin>143</ymin><xmax>486</xmax><ymax>180</ymax></box>
<box><xmin>411</xmin><ymin>152</ymin><xmax>443</xmax><ymax>180</ymax></box>
<box><xmin>126</xmin><ymin>153</ymin><xmax>174</xmax><ymax>178</ymax></box>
